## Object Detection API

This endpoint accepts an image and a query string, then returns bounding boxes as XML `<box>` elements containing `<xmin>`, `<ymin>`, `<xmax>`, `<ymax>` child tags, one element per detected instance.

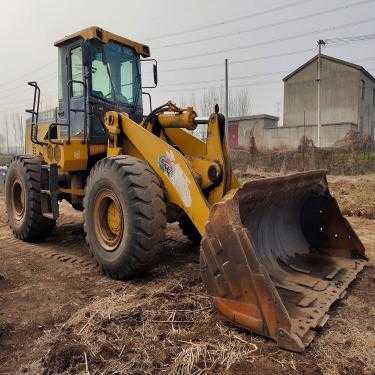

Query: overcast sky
<box><xmin>0</xmin><ymin>0</ymin><xmax>374</xmax><ymax>133</ymax></box>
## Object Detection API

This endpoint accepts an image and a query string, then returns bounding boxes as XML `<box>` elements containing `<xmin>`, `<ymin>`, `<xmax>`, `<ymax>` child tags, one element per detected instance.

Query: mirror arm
<box><xmin>142</xmin><ymin>92</ymin><xmax>152</xmax><ymax>112</ymax></box>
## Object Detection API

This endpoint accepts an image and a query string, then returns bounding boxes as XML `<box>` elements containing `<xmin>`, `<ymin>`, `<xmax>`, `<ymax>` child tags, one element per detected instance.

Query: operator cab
<box><xmin>53</xmin><ymin>26</ymin><xmax>156</xmax><ymax>144</ymax></box>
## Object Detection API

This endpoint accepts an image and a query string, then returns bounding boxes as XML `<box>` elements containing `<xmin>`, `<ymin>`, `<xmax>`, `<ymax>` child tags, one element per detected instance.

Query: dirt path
<box><xmin>0</xmin><ymin>198</ymin><xmax>194</xmax><ymax>373</ymax></box>
<box><xmin>0</xmin><ymin>188</ymin><xmax>374</xmax><ymax>374</ymax></box>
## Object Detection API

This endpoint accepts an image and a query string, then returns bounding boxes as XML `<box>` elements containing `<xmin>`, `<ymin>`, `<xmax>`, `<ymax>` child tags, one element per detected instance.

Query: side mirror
<box><xmin>153</xmin><ymin>63</ymin><xmax>158</xmax><ymax>87</ymax></box>
<box><xmin>141</xmin><ymin>58</ymin><xmax>158</xmax><ymax>89</ymax></box>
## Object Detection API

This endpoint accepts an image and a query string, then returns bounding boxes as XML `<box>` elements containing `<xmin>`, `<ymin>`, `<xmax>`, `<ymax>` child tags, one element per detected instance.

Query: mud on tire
<box><xmin>5</xmin><ymin>155</ymin><xmax>56</xmax><ymax>241</ymax></box>
<box><xmin>83</xmin><ymin>156</ymin><xmax>167</xmax><ymax>279</ymax></box>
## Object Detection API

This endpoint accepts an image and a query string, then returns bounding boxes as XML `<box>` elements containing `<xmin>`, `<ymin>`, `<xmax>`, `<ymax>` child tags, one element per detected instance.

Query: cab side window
<box><xmin>70</xmin><ymin>46</ymin><xmax>83</xmax><ymax>97</ymax></box>
<box><xmin>120</xmin><ymin>60</ymin><xmax>134</xmax><ymax>104</ymax></box>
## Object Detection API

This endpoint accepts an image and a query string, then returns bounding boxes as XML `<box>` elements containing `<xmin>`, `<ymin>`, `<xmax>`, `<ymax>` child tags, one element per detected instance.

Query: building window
<box><xmin>360</xmin><ymin>80</ymin><xmax>365</xmax><ymax>100</ymax></box>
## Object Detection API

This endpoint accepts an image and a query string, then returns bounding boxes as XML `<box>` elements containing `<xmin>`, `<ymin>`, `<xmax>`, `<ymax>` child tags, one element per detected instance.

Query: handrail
<box><xmin>26</xmin><ymin>81</ymin><xmax>47</xmax><ymax>145</ymax></box>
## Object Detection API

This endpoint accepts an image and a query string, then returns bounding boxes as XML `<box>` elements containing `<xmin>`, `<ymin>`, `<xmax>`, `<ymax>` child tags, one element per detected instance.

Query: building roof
<box><xmin>54</xmin><ymin>26</ymin><xmax>150</xmax><ymax>57</ymax></box>
<box><xmin>283</xmin><ymin>54</ymin><xmax>375</xmax><ymax>83</ymax></box>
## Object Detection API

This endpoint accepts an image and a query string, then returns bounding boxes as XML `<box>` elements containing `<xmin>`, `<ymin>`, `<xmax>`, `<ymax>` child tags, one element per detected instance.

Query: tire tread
<box><xmin>83</xmin><ymin>156</ymin><xmax>167</xmax><ymax>279</ymax></box>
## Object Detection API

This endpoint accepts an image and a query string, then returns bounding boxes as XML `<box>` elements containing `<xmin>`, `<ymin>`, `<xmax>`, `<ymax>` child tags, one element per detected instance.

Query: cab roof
<box><xmin>54</xmin><ymin>26</ymin><xmax>150</xmax><ymax>57</ymax></box>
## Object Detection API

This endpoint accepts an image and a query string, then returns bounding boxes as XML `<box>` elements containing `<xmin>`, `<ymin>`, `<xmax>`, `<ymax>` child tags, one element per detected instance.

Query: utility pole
<box><xmin>225</xmin><ymin>59</ymin><xmax>229</xmax><ymax>143</ymax></box>
<box><xmin>317</xmin><ymin>39</ymin><xmax>326</xmax><ymax>147</ymax></box>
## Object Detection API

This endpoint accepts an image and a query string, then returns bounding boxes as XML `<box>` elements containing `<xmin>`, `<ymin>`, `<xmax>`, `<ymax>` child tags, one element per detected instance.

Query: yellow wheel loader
<box><xmin>5</xmin><ymin>27</ymin><xmax>367</xmax><ymax>352</ymax></box>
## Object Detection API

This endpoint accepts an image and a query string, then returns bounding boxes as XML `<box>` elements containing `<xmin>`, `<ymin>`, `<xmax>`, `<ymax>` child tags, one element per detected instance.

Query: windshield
<box><xmin>90</xmin><ymin>41</ymin><xmax>141</xmax><ymax>108</ymax></box>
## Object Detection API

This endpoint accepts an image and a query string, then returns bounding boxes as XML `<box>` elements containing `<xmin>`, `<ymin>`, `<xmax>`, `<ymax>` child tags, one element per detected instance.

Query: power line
<box><xmin>0</xmin><ymin>2</ymin><xmax>306</xmax><ymax>93</ymax></box>
<box><xmin>0</xmin><ymin>71</ymin><xmax>57</xmax><ymax>95</ymax></box>
<box><xmin>163</xmin><ymin>54</ymin><xmax>375</xmax><ymax>92</ymax></box>
<box><xmin>0</xmin><ymin>59</ymin><xmax>57</xmax><ymax>88</ymax></box>
<box><xmin>143</xmin><ymin>0</ymin><xmax>314</xmax><ymax>42</ymax></box>
<box><xmin>160</xmin><ymin>80</ymin><xmax>281</xmax><ymax>94</ymax></box>
<box><xmin>159</xmin><ymin>54</ymin><xmax>375</xmax><ymax>90</ymax></box>
<box><xmin>0</xmin><ymin>2</ymin><xmax>309</xmax><ymax>93</ymax></box>
<box><xmin>160</xmin><ymin>50</ymin><xmax>375</xmax><ymax>75</ymax></box>
<box><xmin>160</xmin><ymin>16</ymin><xmax>375</xmax><ymax>63</ymax></box>
<box><xmin>325</xmin><ymin>33</ymin><xmax>375</xmax><ymax>45</ymax></box>
<box><xmin>0</xmin><ymin>83</ymin><xmax>57</xmax><ymax>105</ymax></box>
<box><xmin>160</xmin><ymin>48</ymin><xmax>315</xmax><ymax>73</ymax></box>
<box><xmin>153</xmin><ymin>0</ymin><xmax>375</xmax><ymax>50</ymax></box>
<box><xmin>0</xmin><ymin>87</ymin><xmax>57</xmax><ymax>111</ymax></box>
<box><xmin>2</xmin><ymin>5</ymin><xmax>373</xmax><ymax>95</ymax></box>
<box><xmin>0</xmin><ymin>99</ymin><xmax>57</xmax><ymax>114</ymax></box>
<box><xmin>159</xmin><ymin>70</ymin><xmax>289</xmax><ymax>88</ymax></box>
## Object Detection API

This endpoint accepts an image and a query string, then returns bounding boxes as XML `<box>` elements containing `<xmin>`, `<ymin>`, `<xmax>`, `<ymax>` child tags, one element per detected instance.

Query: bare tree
<box><xmin>231</xmin><ymin>88</ymin><xmax>252</xmax><ymax>117</ymax></box>
<box><xmin>171</xmin><ymin>87</ymin><xmax>252</xmax><ymax>119</ymax></box>
<box><xmin>18</xmin><ymin>115</ymin><xmax>24</xmax><ymax>153</ymax></box>
<box><xmin>197</xmin><ymin>87</ymin><xmax>252</xmax><ymax>117</ymax></box>
<box><xmin>200</xmin><ymin>89</ymin><xmax>221</xmax><ymax>116</ymax></box>
<box><xmin>11</xmin><ymin>113</ymin><xmax>18</xmax><ymax>152</ymax></box>
<box><xmin>190</xmin><ymin>93</ymin><xmax>197</xmax><ymax>109</ymax></box>
<box><xmin>10</xmin><ymin>113</ymin><xmax>24</xmax><ymax>153</ymax></box>
<box><xmin>5</xmin><ymin>118</ymin><xmax>9</xmax><ymax>154</ymax></box>
<box><xmin>0</xmin><ymin>133</ymin><xmax>5</xmax><ymax>154</ymax></box>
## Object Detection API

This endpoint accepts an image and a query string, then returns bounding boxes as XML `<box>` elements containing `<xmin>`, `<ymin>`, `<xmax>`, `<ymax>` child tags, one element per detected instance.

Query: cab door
<box><xmin>68</xmin><ymin>44</ymin><xmax>86</xmax><ymax>140</ymax></box>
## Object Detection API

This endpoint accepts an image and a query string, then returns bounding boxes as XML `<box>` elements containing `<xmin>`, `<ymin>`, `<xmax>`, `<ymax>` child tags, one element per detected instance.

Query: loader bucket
<box><xmin>200</xmin><ymin>170</ymin><xmax>367</xmax><ymax>352</ymax></box>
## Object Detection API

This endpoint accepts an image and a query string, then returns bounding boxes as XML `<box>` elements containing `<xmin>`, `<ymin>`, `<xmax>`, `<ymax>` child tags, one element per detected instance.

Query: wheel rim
<box><xmin>11</xmin><ymin>177</ymin><xmax>25</xmax><ymax>221</ymax></box>
<box><xmin>94</xmin><ymin>189</ymin><xmax>124</xmax><ymax>251</ymax></box>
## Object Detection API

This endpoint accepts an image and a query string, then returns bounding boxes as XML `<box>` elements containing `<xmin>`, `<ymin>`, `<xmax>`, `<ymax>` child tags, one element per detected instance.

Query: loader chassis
<box><xmin>6</xmin><ymin>26</ymin><xmax>367</xmax><ymax>352</ymax></box>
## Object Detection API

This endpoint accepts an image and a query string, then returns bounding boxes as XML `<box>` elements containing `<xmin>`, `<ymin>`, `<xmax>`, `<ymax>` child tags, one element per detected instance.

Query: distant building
<box><xmin>228</xmin><ymin>115</ymin><xmax>279</xmax><ymax>149</ymax></box>
<box><xmin>228</xmin><ymin>54</ymin><xmax>375</xmax><ymax>150</ymax></box>
<box><xmin>283</xmin><ymin>54</ymin><xmax>375</xmax><ymax>145</ymax></box>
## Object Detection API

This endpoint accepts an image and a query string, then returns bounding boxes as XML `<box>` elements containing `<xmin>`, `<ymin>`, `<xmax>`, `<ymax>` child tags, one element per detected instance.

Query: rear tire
<box><xmin>83</xmin><ymin>156</ymin><xmax>167</xmax><ymax>279</ymax></box>
<box><xmin>5</xmin><ymin>155</ymin><xmax>56</xmax><ymax>241</ymax></box>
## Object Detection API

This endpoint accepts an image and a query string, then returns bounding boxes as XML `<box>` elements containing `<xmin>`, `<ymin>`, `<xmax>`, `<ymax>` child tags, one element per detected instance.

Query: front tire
<box><xmin>83</xmin><ymin>156</ymin><xmax>167</xmax><ymax>279</ymax></box>
<box><xmin>5</xmin><ymin>155</ymin><xmax>56</xmax><ymax>241</ymax></box>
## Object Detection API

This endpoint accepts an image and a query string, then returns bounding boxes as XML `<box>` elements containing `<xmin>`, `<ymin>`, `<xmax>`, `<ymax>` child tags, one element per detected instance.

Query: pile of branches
<box><xmin>336</xmin><ymin>130</ymin><xmax>374</xmax><ymax>152</ymax></box>
<box><xmin>297</xmin><ymin>136</ymin><xmax>315</xmax><ymax>152</ymax></box>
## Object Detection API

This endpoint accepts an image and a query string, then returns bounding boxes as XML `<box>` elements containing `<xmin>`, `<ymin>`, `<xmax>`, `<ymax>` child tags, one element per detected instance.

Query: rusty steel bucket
<box><xmin>200</xmin><ymin>170</ymin><xmax>367</xmax><ymax>352</ymax></box>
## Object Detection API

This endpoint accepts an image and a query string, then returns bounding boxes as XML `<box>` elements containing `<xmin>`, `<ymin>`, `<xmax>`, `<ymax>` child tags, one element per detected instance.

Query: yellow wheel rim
<box><xmin>11</xmin><ymin>177</ymin><xmax>26</xmax><ymax>221</ymax></box>
<box><xmin>94</xmin><ymin>190</ymin><xmax>124</xmax><ymax>251</ymax></box>
<box><xmin>107</xmin><ymin>201</ymin><xmax>121</xmax><ymax>235</ymax></box>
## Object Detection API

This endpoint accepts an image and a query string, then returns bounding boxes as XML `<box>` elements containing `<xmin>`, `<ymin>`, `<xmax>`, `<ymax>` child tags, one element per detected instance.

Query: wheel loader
<box><xmin>5</xmin><ymin>27</ymin><xmax>367</xmax><ymax>352</ymax></box>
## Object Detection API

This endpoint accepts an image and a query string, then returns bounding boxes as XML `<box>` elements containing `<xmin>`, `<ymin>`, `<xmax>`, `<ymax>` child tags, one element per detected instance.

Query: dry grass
<box><xmin>0</xmin><ymin>154</ymin><xmax>13</xmax><ymax>166</ymax></box>
<box><xmin>27</xmin><ymin>265</ymin><xmax>268</xmax><ymax>374</ymax></box>
<box><xmin>328</xmin><ymin>174</ymin><xmax>375</xmax><ymax>219</ymax></box>
<box><xmin>230</xmin><ymin>148</ymin><xmax>375</xmax><ymax>176</ymax></box>
<box><xmin>311</xmin><ymin>293</ymin><xmax>375</xmax><ymax>375</ymax></box>
<box><xmin>236</xmin><ymin>170</ymin><xmax>375</xmax><ymax>221</ymax></box>
<box><xmin>20</xmin><ymin>219</ymin><xmax>375</xmax><ymax>374</ymax></box>
<box><xmin>6</xmin><ymin>172</ymin><xmax>374</xmax><ymax>374</ymax></box>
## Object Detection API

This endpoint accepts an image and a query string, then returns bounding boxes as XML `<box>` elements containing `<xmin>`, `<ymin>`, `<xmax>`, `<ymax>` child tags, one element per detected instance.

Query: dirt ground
<box><xmin>0</xmin><ymin>175</ymin><xmax>374</xmax><ymax>375</ymax></box>
<box><xmin>328</xmin><ymin>174</ymin><xmax>375</xmax><ymax>219</ymax></box>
